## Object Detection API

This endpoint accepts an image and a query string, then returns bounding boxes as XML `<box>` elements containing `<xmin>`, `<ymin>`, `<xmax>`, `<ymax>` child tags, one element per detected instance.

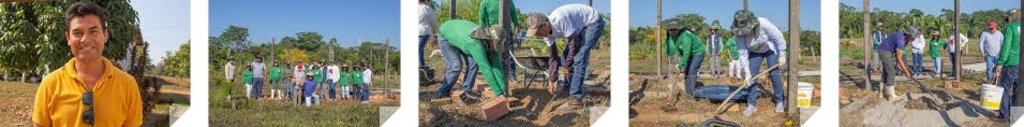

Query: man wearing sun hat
<box><xmin>526</xmin><ymin>3</ymin><xmax>604</xmax><ymax>106</ymax></box>
<box><xmin>731</xmin><ymin>10</ymin><xmax>787</xmax><ymax>117</ymax></box>
<box><xmin>979</xmin><ymin>21</ymin><xmax>1004</xmax><ymax>82</ymax></box>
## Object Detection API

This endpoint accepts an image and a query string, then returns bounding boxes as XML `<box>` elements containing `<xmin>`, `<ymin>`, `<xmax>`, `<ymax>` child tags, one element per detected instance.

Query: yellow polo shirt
<box><xmin>32</xmin><ymin>58</ymin><xmax>142</xmax><ymax>127</ymax></box>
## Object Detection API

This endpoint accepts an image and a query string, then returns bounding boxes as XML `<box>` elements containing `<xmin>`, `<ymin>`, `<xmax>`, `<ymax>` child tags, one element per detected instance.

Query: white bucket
<box><xmin>797</xmin><ymin>82</ymin><xmax>814</xmax><ymax>108</ymax></box>
<box><xmin>981</xmin><ymin>84</ymin><xmax>1004</xmax><ymax>110</ymax></box>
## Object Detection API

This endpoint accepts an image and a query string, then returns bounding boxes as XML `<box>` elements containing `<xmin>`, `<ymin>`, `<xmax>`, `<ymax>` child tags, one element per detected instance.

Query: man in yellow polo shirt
<box><xmin>32</xmin><ymin>1</ymin><xmax>142</xmax><ymax>126</ymax></box>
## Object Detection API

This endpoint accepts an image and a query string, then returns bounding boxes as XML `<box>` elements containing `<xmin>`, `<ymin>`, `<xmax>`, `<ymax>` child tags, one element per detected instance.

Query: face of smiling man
<box><xmin>66</xmin><ymin>14</ymin><xmax>108</xmax><ymax>63</ymax></box>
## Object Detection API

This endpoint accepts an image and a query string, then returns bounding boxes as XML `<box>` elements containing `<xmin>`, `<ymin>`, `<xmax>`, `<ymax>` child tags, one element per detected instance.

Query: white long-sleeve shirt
<box><xmin>735</xmin><ymin>17</ymin><xmax>787</xmax><ymax>56</ymax></box>
<box><xmin>911</xmin><ymin>35</ymin><xmax>925</xmax><ymax>54</ymax></box>
<box><xmin>979</xmin><ymin>30</ymin><xmax>1004</xmax><ymax>56</ymax></box>
<box><xmin>224</xmin><ymin>63</ymin><xmax>235</xmax><ymax>80</ymax></box>
<box><xmin>544</xmin><ymin>4</ymin><xmax>601</xmax><ymax>46</ymax></box>
<box><xmin>948</xmin><ymin>33</ymin><xmax>968</xmax><ymax>53</ymax></box>
<box><xmin>419</xmin><ymin>3</ymin><xmax>438</xmax><ymax>36</ymax></box>
<box><xmin>363</xmin><ymin>69</ymin><xmax>372</xmax><ymax>84</ymax></box>
<box><xmin>328</xmin><ymin>65</ymin><xmax>340</xmax><ymax>82</ymax></box>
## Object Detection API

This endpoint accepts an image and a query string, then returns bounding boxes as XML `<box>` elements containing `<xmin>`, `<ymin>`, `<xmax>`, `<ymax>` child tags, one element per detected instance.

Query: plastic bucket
<box><xmin>797</xmin><ymin>82</ymin><xmax>814</xmax><ymax>108</ymax></box>
<box><xmin>981</xmin><ymin>84</ymin><xmax>1004</xmax><ymax>110</ymax></box>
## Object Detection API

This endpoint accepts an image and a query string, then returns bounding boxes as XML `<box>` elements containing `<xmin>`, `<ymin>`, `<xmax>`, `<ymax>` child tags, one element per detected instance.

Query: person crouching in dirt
<box><xmin>878</xmin><ymin>28</ymin><xmax>915</xmax><ymax>100</ymax></box>
<box><xmin>437</xmin><ymin>19</ymin><xmax>511</xmax><ymax>103</ymax></box>
<box><xmin>303</xmin><ymin>72</ymin><xmax>317</xmax><ymax>107</ymax></box>
<box><xmin>730</xmin><ymin>10</ymin><xmax>787</xmax><ymax>116</ymax></box>
<box><xmin>995</xmin><ymin>9</ymin><xmax>1020</xmax><ymax>121</ymax></box>
<box><xmin>526</xmin><ymin>3</ymin><xmax>605</xmax><ymax>106</ymax></box>
<box><xmin>661</xmin><ymin>18</ymin><xmax>704</xmax><ymax>97</ymax></box>
<box><xmin>433</xmin><ymin>21</ymin><xmax>482</xmax><ymax>100</ymax></box>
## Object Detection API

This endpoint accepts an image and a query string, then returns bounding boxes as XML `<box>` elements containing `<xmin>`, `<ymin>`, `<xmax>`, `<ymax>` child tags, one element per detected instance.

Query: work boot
<box><xmin>743</xmin><ymin>104</ymin><xmax>757</xmax><ymax>117</ymax></box>
<box><xmin>886</xmin><ymin>86</ymin><xmax>898</xmax><ymax>99</ymax></box>
<box><xmin>547</xmin><ymin>80</ymin><xmax>558</xmax><ymax>95</ymax></box>
<box><xmin>775</xmin><ymin>102</ymin><xmax>785</xmax><ymax>113</ymax></box>
<box><xmin>569</xmin><ymin>98</ymin><xmax>583</xmax><ymax>107</ymax></box>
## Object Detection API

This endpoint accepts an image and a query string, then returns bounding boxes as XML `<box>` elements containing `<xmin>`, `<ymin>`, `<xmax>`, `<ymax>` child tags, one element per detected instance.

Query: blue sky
<box><xmin>840</xmin><ymin>0</ymin><xmax>1019</xmax><ymax>15</ymax></box>
<box><xmin>209</xmin><ymin>1</ymin><xmax>400</xmax><ymax>48</ymax></box>
<box><xmin>131</xmin><ymin>0</ymin><xmax>190</xmax><ymax>64</ymax></box>
<box><xmin>630</xmin><ymin>0</ymin><xmax>821</xmax><ymax>31</ymax></box>
<box><xmin>512</xmin><ymin>0</ymin><xmax>610</xmax><ymax>14</ymax></box>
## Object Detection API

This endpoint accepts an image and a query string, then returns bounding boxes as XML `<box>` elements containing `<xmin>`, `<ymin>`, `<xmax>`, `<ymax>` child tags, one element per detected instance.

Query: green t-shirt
<box><xmin>352</xmin><ymin>71</ymin><xmax>363</xmax><ymax>85</ymax></box>
<box><xmin>339</xmin><ymin>71</ymin><xmax>350</xmax><ymax>86</ymax></box>
<box><xmin>241</xmin><ymin>71</ymin><xmax>253</xmax><ymax>84</ymax></box>
<box><xmin>928</xmin><ymin>39</ymin><xmax>948</xmax><ymax>58</ymax></box>
<box><xmin>998</xmin><ymin>22</ymin><xmax>1020</xmax><ymax>66</ymax></box>
<box><xmin>478</xmin><ymin>0</ymin><xmax>520</xmax><ymax>27</ymax></box>
<box><xmin>670</xmin><ymin>31</ymin><xmax>705</xmax><ymax>67</ymax></box>
<box><xmin>313</xmin><ymin>69</ymin><xmax>323</xmax><ymax>83</ymax></box>
<box><xmin>269</xmin><ymin>67</ymin><xmax>283</xmax><ymax>81</ymax></box>
<box><xmin>726</xmin><ymin>38</ymin><xmax>739</xmax><ymax>60</ymax></box>
<box><xmin>438</xmin><ymin>20</ymin><xmax>482</xmax><ymax>49</ymax></box>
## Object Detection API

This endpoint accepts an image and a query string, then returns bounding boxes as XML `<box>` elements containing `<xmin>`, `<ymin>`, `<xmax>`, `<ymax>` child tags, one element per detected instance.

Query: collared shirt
<box><xmin>33</xmin><ymin>58</ymin><xmax>142</xmax><ymax>127</ymax></box>
<box><xmin>224</xmin><ymin>63</ymin><xmax>235</xmax><ymax>80</ymax></box>
<box><xmin>544</xmin><ymin>4</ymin><xmax>601</xmax><ymax>46</ymax></box>
<box><xmin>948</xmin><ymin>33</ymin><xmax>968</xmax><ymax>53</ymax></box>
<box><xmin>293</xmin><ymin>66</ymin><xmax>304</xmax><ymax>84</ymax></box>
<box><xmin>363</xmin><ymin>69</ymin><xmax>372</xmax><ymax>84</ymax></box>
<box><xmin>419</xmin><ymin>3</ymin><xmax>438</xmax><ymax>36</ymax></box>
<box><xmin>351</xmin><ymin>71</ymin><xmax>363</xmax><ymax>85</ymax></box>
<box><xmin>873</xmin><ymin>31</ymin><xmax>886</xmax><ymax>50</ymax></box>
<box><xmin>250</xmin><ymin>62</ymin><xmax>265</xmax><ymax>78</ymax></box>
<box><xmin>911</xmin><ymin>35</ymin><xmax>925</xmax><ymax>54</ymax></box>
<box><xmin>339</xmin><ymin>71</ymin><xmax>351</xmax><ymax>86</ymax></box>
<box><xmin>328</xmin><ymin>65</ymin><xmax>340</xmax><ymax>82</ymax></box>
<box><xmin>736</xmin><ymin>17</ymin><xmax>787</xmax><ymax>56</ymax></box>
<box><xmin>929</xmin><ymin>39</ymin><xmax>948</xmax><ymax>58</ymax></box>
<box><xmin>879</xmin><ymin>31</ymin><xmax>907</xmax><ymax>52</ymax></box>
<box><xmin>979</xmin><ymin>30</ymin><xmax>1004</xmax><ymax>57</ymax></box>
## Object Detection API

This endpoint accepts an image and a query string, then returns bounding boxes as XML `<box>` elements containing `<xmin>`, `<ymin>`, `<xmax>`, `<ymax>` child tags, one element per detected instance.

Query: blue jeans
<box><xmin>949</xmin><ymin>52</ymin><xmax>958</xmax><ymax>76</ymax></box>
<box><xmin>286</xmin><ymin>82</ymin><xmax>295</xmax><ymax>100</ymax></box>
<box><xmin>436</xmin><ymin>37</ymin><xmax>478</xmax><ymax>97</ymax></box>
<box><xmin>912</xmin><ymin>53</ymin><xmax>923</xmax><ymax>74</ymax></box>
<box><xmin>361</xmin><ymin>83</ymin><xmax>371</xmax><ymax>101</ymax></box>
<box><xmin>746</xmin><ymin>51</ymin><xmax>783</xmax><ymax>106</ymax></box>
<box><xmin>252</xmin><ymin>78</ymin><xmax>264</xmax><ymax>99</ymax></box>
<box><xmin>563</xmin><ymin>18</ymin><xmax>604</xmax><ymax>99</ymax></box>
<box><xmin>327</xmin><ymin>79</ymin><xmax>336</xmax><ymax>99</ymax></box>
<box><xmin>986</xmin><ymin>56</ymin><xmax>998</xmax><ymax>82</ymax></box>
<box><xmin>999</xmin><ymin>65</ymin><xmax>1020</xmax><ymax>119</ymax></box>
<box><xmin>684</xmin><ymin>53</ymin><xmax>706</xmax><ymax>95</ymax></box>
<box><xmin>933</xmin><ymin>57</ymin><xmax>942</xmax><ymax>75</ymax></box>
<box><xmin>420</xmin><ymin>35</ymin><xmax>430</xmax><ymax>67</ymax></box>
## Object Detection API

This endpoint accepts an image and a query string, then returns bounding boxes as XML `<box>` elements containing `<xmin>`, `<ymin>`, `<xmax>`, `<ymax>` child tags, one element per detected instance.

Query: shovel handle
<box><xmin>714</xmin><ymin>64</ymin><xmax>783</xmax><ymax>114</ymax></box>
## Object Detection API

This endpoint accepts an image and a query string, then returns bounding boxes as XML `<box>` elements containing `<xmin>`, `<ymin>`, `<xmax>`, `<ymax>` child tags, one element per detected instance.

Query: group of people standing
<box><xmin>224</xmin><ymin>56</ymin><xmax>374</xmax><ymax>107</ymax></box>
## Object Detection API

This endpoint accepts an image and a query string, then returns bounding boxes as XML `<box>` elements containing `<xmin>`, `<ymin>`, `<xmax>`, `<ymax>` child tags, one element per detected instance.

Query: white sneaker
<box><xmin>775</xmin><ymin>102</ymin><xmax>785</xmax><ymax>113</ymax></box>
<box><xmin>743</xmin><ymin>104</ymin><xmax>757</xmax><ymax>116</ymax></box>
<box><xmin>886</xmin><ymin>86</ymin><xmax>899</xmax><ymax>99</ymax></box>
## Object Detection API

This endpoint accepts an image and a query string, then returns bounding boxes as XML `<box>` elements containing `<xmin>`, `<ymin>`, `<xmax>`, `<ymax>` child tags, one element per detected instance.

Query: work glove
<box><xmin>777</xmin><ymin>51</ymin><xmax>787</xmax><ymax>65</ymax></box>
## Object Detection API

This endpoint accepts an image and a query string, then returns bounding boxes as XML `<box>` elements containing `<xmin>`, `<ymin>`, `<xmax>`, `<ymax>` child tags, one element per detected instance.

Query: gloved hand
<box><xmin>778</xmin><ymin>51</ymin><xmax>787</xmax><ymax>65</ymax></box>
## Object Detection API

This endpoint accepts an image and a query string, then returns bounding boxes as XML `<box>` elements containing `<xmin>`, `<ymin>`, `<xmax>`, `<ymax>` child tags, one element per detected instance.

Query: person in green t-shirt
<box><xmin>242</xmin><ymin>65</ymin><xmax>253</xmax><ymax>99</ymax></box>
<box><xmin>663</xmin><ymin>18</ymin><xmax>705</xmax><ymax>95</ymax></box>
<box><xmin>269</xmin><ymin>61</ymin><xmax>284</xmax><ymax>99</ymax></box>
<box><xmin>726</xmin><ymin>37</ymin><xmax>750</xmax><ymax>80</ymax></box>
<box><xmin>351</xmin><ymin>65</ymin><xmax>363</xmax><ymax>100</ymax></box>
<box><xmin>436</xmin><ymin>19</ymin><xmax>509</xmax><ymax>100</ymax></box>
<box><xmin>995</xmin><ymin>9</ymin><xmax>1020</xmax><ymax>120</ymax></box>
<box><xmin>928</xmin><ymin>31</ymin><xmax>948</xmax><ymax>77</ymax></box>
<box><xmin>339</xmin><ymin>64</ymin><xmax>352</xmax><ymax>100</ymax></box>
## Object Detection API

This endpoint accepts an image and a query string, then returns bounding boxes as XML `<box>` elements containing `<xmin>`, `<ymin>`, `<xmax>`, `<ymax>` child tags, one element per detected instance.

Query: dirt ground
<box><xmin>627</xmin><ymin>72</ymin><xmax>816</xmax><ymax>126</ymax></box>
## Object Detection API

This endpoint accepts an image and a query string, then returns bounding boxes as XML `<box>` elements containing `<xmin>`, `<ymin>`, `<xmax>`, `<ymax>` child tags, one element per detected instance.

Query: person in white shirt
<box><xmin>979</xmin><ymin>22</ymin><xmax>1005</xmax><ymax>82</ymax></box>
<box><xmin>731</xmin><ymin>10</ymin><xmax>787</xmax><ymax>117</ymax></box>
<box><xmin>419</xmin><ymin>0</ymin><xmax>439</xmax><ymax>68</ymax></box>
<box><xmin>525</xmin><ymin>4</ymin><xmax>604</xmax><ymax>107</ymax></box>
<box><xmin>361</xmin><ymin>64</ymin><xmax>373</xmax><ymax>104</ymax></box>
<box><xmin>225</xmin><ymin>58</ymin><xmax>236</xmax><ymax>83</ymax></box>
<box><xmin>327</xmin><ymin>62</ymin><xmax>340</xmax><ymax>101</ymax></box>
<box><xmin>292</xmin><ymin>63</ymin><xmax>305</xmax><ymax>104</ymax></box>
<box><xmin>910</xmin><ymin>27</ymin><xmax>926</xmax><ymax>76</ymax></box>
<box><xmin>948</xmin><ymin>32</ymin><xmax>968</xmax><ymax>77</ymax></box>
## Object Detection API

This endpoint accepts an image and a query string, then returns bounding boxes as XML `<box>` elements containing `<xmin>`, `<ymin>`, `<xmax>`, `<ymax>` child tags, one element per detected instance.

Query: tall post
<box><xmin>862</xmin><ymin>0</ymin><xmax>872</xmax><ymax>92</ymax></box>
<box><xmin>954</xmin><ymin>0</ymin><xmax>962</xmax><ymax>83</ymax></box>
<box><xmin>588</xmin><ymin>0</ymin><xmax>593</xmax><ymax>6</ymax></box>
<box><xmin>271</xmin><ymin>37</ymin><xmax>275</xmax><ymax>66</ymax></box>
<box><xmin>656</xmin><ymin>0</ymin><xmax>662</xmax><ymax>77</ymax></box>
<box><xmin>499</xmin><ymin>0</ymin><xmax>512</xmax><ymax>96</ymax></box>
<box><xmin>744</xmin><ymin>0</ymin><xmax>749</xmax><ymax>11</ymax></box>
<box><xmin>1017</xmin><ymin>1</ymin><xmax>1024</xmax><ymax>106</ymax></box>
<box><xmin>449</xmin><ymin>0</ymin><xmax>456</xmax><ymax>19</ymax></box>
<box><xmin>787</xmin><ymin>0</ymin><xmax>800</xmax><ymax>125</ymax></box>
<box><xmin>385</xmin><ymin>39</ymin><xmax>390</xmax><ymax>100</ymax></box>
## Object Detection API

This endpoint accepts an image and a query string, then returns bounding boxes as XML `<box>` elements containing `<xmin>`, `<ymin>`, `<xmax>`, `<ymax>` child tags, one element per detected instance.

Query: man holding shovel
<box><xmin>879</xmin><ymin>29</ymin><xmax>915</xmax><ymax>100</ymax></box>
<box><xmin>662</xmin><ymin>18</ymin><xmax>704</xmax><ymax>96</ymax></box>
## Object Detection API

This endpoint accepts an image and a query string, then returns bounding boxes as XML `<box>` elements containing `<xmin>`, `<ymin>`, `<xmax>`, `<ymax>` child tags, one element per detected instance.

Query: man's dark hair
<box><xmin>65</xmin><ymin>1</ymin><xmax>107</xmax><ymax>29</ymax></box>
